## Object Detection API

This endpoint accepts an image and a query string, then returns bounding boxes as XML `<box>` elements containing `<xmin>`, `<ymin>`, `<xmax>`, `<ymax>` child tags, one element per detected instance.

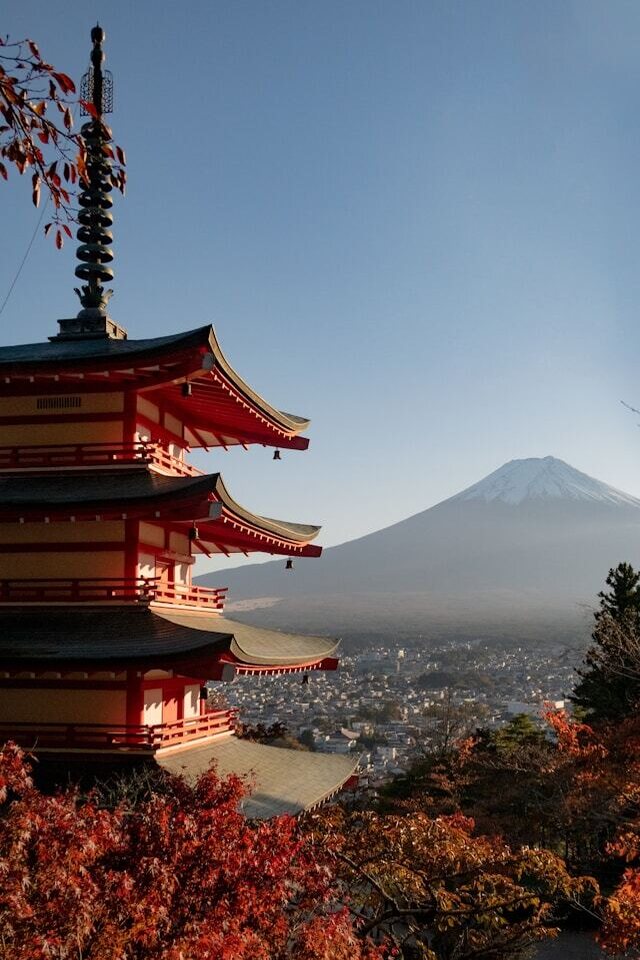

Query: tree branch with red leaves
<box><xmin>0</xmin><ymin>35</ymin><xmax>125</xmax><ymax>248</ymax></box>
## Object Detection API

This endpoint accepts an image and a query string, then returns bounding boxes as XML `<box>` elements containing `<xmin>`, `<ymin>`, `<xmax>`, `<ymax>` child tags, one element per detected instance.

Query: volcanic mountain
<box><xmin>196</xmin><ymin>457</ymin><xmax>640</xmax><ymax>642</ymax></box>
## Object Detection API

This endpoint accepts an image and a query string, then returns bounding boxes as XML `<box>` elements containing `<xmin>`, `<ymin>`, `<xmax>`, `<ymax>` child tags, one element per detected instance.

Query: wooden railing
<box><xmin>152</xmin><ymin>583</ymin><xmax>227</xmax><ymax>610</ymax></box>
<box><xmin>0</xmin><ymin>441</ymin><xmax>202</xmax><ymax>477</ymax></box>
<box><xmin>0</xmin><ymin>577</ymin><xmax>227</xmax><ymax>609</ymax></box>
<box><xmin>149</xmin><ymin>711</ymin><xmax>236</xmax><ymax>748</ymax></box>
<box><xmin>0</xmin><ymin>710</ymin><xmax>237</xmax><ymax>752</ymax></box>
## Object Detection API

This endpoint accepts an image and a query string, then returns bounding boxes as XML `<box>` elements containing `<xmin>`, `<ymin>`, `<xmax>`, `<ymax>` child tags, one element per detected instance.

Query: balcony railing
<box><xmin>0</xmin><ymin>441</ymin><xmax>202</xmax><ymax>477</ymax></box>
<box><xmin>0</xmin><ymin>710</ymin><xmax>237</xmax><ymax>753</ymax></box>
<box><xmin>152</xmin><ymin>582</ymin><xmax>227</xmax><ymax>609</ymax></box>
<box><xmin>0</xmin><ymin>577</ymin><xmax>227</xmax><ymax>609</ymax></box>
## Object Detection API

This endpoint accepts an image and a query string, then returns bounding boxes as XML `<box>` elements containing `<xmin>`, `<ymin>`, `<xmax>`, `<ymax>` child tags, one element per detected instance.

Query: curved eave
<box><xmin>218</xmin><ymin>655</ymin><xmax>339</xmax><ymax>676</ymax></box>
<box><xmin>156</xmin><ymin>611</ymin><xmax>339</xmax><ymax>671</ymax></box>
<box><xmin>197</xmin><ymin>474</ymin><xmax>321</xmax><ymax>557</ymax></box>
<box><xmin>0</xmin><ymin>608</ymin><xmax>340</xmax><ymax>677</ymax></box>
<box><xmin>206</xmin><ymin>325</ymin><xmax>310</xmax><ymax>435</ymax></box>
<box><xmin>151</xmin><ymin>326</ymin><xmax>311</xmax><ymax>451</ymax></box>
<box><xmin>0</xmin><ymin>471</ymin><xmax>322</xmax><ymax>557</ymax></box>
<box><xmin>0</xmin><ymin>324</ymin><xmax>311</xmax><ymax>450</ymax></box>
<box><xmin>158</xmin><ymin>738</ymin><xmax>358</xmax><ymax>819</ymax></box>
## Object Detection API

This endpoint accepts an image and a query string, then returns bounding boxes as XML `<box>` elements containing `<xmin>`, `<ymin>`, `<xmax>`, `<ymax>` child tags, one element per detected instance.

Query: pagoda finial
<box><xmin>52</xmin><ymin>25</ymin><xmax>126</xmax><ymax>341</ymax></box>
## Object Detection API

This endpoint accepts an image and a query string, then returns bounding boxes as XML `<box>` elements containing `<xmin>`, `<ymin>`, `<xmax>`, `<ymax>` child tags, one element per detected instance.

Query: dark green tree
<box><xmin>595</xmin><ymin>562</ymin><xmax>640</xmax><ymax>622</ymax></box>
<box><xmin>572</xmin><ymin>563</ymin><xmax>640</xmax><ymax>722</ymax></box>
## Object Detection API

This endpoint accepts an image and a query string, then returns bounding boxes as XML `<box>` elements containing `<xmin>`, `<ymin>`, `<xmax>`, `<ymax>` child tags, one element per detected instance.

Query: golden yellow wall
<box><xmin>0</xmin><ymin>393</ymin><xmax>124</xmax><ymax>417</ymax></box>
<box><xmin>164</xmin><ymin>411</ymin><xmax>183</xmax><ymax>438</ymax></box>
<box><xmin>0</xmin><ymin>392</ymin><xmax>125</xmax><ymax>446</ymax></box>
<box><xmin>0</xmin><ymin>522</ymin><xmax>125</xmax><ymax>545</ymax></box>
<box><xmin>0</xmin><ymin>688</ymin><xmax>126</xmax><ymax>724</ymax></box>
<box><xmin>169</xmin><ymin>531</ymin><xmax>190</xmax><ymax>555</ymax></box>
<box><xmin>137</xmin><ymin>396</ymin><xmax>160</xmax><ymax>424</ymax></box>
<box><xmin>0</xmin><ymin>421</ymin><xmax>123</xmax><ymax>445</ymax></box>
<box><xmin>0</xmin><ymin>551</ymin><xmax>124</xmax><ymax>579</ymax></box>
<box><xmin>139</xmin><ymin>522</ymin><xmax>165</xmax><ymax>549</ymax></box>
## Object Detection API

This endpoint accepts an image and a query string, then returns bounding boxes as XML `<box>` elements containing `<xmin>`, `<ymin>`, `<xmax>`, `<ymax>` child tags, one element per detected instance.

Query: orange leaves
<box><xmin>51</xmin><ymin>71</ymin><xmax>75</xmax><ymax>95</ymax></box>
<box><xmin>0</xmin><ymin>745</ymin><xmax>381</xmax><ymax>960</ymax></box>
<box><xmin>79</xmin><ymin>99</ymin><xmax>98</xmax><ymax>119</ymax></box>
<box><xmin>312</xmin><ymin>804</ymin><xmax>589</xmax><ymax>959</ymax></box>
<box><xmin>0</xmin><ymin>35</ymin><xmax>126</xmax><ymax>247</ymax></box>
<box><xmin>598</xmin><ymin>868</ymin><xmax>640</xmax><ymax>955</ymax></box>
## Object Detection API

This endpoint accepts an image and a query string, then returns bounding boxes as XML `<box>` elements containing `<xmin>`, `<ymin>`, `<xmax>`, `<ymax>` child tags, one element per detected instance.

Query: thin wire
<box><xmin>0</xmin><ymin>197</ymin><xmax>50</xmax><ymax>320</ymax></box>
<box><xmin>0</xmin><ymin>93</ymin><xmax>82</xmax><ymax>322</ymax></box>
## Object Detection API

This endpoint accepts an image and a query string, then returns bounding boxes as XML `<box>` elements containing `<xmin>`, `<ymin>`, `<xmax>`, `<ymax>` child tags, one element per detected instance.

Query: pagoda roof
<box><xmin>0</xmin><ymin>326</ymin><xmax>210</xmax><ymax>366</ymax></box>
<box><xmin>0</xmin><ymin>470</ymin><xmax>321</xmax><ymax>556</ymax></box>
<box><xmin>0</xmin><ymin>606</ymin><xmax>338</xmax><ymax>674</ymax></box>
<box><xmin>159</xmin><ymin>737</ymin><xmax>358</xmax><ymax>819</ymax></box>
<box><xmin>0</xmin><ymin>324</ymin><xmax>310</xmax><ymax>450</ymax></box>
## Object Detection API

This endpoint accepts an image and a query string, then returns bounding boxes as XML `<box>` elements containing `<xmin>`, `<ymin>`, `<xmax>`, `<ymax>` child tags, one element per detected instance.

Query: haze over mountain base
<box><xmin>197</xmin><ymin>457</ymin><xmax>640</xmax><ymax>645</ymax></box>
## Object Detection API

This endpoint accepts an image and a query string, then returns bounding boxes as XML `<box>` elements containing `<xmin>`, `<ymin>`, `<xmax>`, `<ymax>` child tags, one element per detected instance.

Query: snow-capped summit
<box><xmin>449</xmin><ymin>456</ymin><xmax>640</xmax><ymax>507</ymax></box>
<box><xmin>201</xmin><ymin>454</ymin><xmax>640</xmax><ymax>639</ymax></box>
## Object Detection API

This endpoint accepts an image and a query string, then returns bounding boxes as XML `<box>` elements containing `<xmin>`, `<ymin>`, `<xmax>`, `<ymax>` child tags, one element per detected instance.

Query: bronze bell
<box><xmin>286</xmin><ymin>558</ymin><xmax>294</xmax><ymax>570</ymax></box>
<box><xmin>273</xmin><ymin>449</ymin><xmax>281</xmax><ymax>461</ymax></box>
<box><xmin>181</xmin><ymin>381</ymin><xmax>192</xmax><ymax>397</ymax></box>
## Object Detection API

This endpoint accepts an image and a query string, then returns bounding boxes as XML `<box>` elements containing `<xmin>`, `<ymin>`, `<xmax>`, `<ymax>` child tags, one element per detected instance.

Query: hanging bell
<box><xmin>181</xmin><ymin>381</ymin><xmax>192</xmax><ymax>397</ymax></box>
<box><xmin>189</xmin><ymin>524</ymin><xmax>200</xmax><ymax>541</ymax></box>
<box><xmin>273</xmin><ymin>449</ymin><xmax>281</xmax><ymax>461</ymax></box>
<box><xmin>286</xmin><ymin>558</ymin><xmax>294</xmax><ymax>570</ymax></box>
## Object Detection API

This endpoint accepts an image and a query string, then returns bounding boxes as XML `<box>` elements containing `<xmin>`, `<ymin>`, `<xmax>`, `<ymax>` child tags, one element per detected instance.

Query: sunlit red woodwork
<box><xmin>0</xmin><ymin>27</ymin><xmax>357</xmax><ymax>816</ymax></box>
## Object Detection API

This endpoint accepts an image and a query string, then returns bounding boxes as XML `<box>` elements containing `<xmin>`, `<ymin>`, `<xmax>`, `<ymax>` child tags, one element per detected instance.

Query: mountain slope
<box><xmin>196</xmin><ymin>457</ymin><xmax>640</xmax><ymax>638</ymax></box>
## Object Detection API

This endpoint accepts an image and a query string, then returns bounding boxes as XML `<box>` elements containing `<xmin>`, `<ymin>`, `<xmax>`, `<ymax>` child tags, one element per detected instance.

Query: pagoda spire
<box><xmin>53</xmin><ymin>25</ymin><xmax>126</xmax><ymax>341</ymax></box>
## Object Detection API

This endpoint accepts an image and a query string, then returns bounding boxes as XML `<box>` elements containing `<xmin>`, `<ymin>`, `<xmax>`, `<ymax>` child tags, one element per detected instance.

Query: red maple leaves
<box><xmin>0</xmin><ymin>36</ymin><xmax>126</xmax><ymax>247</ymax></box>
<box><xmin>0</xmin><ymin>744</ymin><xmax>383</xmax><ymax>960</ymax></box>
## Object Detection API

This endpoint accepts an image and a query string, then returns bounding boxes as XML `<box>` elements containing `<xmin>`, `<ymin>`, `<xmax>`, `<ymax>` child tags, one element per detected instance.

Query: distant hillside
<box><xmin>196</xmin><ymin>457</ymin><xmax>640</xmax><ymax>642</ymax></box>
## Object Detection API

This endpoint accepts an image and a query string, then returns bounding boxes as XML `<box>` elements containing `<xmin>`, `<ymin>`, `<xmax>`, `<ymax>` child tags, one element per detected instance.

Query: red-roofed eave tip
<box><xmin>210</xmin><ymin>655</ymin><xmax>339</xmax><ymax>678</ymax></box>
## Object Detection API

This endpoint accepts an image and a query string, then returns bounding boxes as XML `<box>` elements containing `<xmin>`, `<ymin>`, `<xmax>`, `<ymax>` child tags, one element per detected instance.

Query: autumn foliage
<box><xmin>546</xmin><ymin>711</ymin><xmax>640</xmax><ymax>956</ymax></box>
<box><xmin>313</xmin><ymin>805</ymin><xmax>594</xmax><ymax>960</ymax></box>
<box><xmin>0</xmin><ymin>35</ymin><xmax>125</xmax><ymax>245</ymax></box>
<box><xmin>0</xmin><ymin>743</ymin><xmax>382</xmax><ymax>960</ymax></box>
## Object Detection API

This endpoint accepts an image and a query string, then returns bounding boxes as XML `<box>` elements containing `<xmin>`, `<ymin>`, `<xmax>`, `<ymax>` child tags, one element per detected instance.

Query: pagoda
<box><xmin>0</xmin><ymin>27</ymin><xmax>356</xmax><ymax>818</ymax></box>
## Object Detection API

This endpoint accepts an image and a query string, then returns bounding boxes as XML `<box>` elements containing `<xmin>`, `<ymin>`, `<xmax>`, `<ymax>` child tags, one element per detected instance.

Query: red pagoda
<box><xmin>0</xmin><ymin>27</ymin><xmax>356</xmax><ymax>818</ymax></box>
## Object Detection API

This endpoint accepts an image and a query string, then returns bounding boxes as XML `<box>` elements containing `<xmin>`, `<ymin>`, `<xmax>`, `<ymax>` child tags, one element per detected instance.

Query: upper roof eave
<box><xmin>204</xmin><ymin>326</ymin><xmax>310</xmax><ymax>434</ymax></box>
<box><xmin>0</xmin><ymin>323</ymin><xmax>310</xmax><ymax>437</ymax></box>
<box><xmin>0</xmin><ymin>471</ymin><xmax>322</xmax><ymax>548</ymax></box>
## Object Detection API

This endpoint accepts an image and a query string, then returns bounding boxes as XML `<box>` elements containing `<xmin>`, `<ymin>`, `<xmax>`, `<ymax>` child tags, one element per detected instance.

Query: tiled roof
<box><xmin>0</xmin><ymin>607</ymin><xmax>337</xmax><ymax>669</ymax></box>
<box><xmin>158</xmin><ymin>736</ymin><xmax>358</xmax><ymax>818</ymax></box>
<box><xmin>0</xmin><ymin>326</ymin><xmax>210</xmax><ymax>366</ymax></box>
<box><xmin>0</xmin><ymin>471</ymin><xmax>320</xmax><ymax>542</ymax></box>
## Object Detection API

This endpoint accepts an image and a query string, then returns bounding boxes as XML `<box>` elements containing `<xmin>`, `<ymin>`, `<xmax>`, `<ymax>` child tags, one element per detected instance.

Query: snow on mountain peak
<box><xmin>450</xmin><ymin>456</ymin><xmax>640</xmax><ymax>507</ymax></box>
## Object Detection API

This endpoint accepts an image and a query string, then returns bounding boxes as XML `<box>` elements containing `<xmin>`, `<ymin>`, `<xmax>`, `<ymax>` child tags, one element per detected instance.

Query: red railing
<box><xmin>150</xmin><ymin>710</ymin><xmax>236</xmax><ymax>748</ymax></box>
<box><xmin>0</xmin><ymin>710</ymin><xmax>236</xmax><ymax>753</ymax></box>
<box><xmin>152</xmin><ymin>583</ymin><xmax>227</xmax><ymax>610</ymax></box>
<box><xmin>0</xmin><ymin>441</ymin><xmax>202</xmax><ymax>477</ymax></box>
<box><xmin>0</xmin><ymin>577</ymin><xmax>227</xmax><ymax>609</ymax></box>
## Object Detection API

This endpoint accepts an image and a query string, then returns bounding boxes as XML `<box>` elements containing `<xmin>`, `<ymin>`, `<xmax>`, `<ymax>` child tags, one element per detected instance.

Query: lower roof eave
<box><xmin>212</xmin><ymin>654</ymin><xmax>339</xmax><ymax>678</ymax></box>
<box><xmin>157</xmin><ymin>736</ymin><xmax>359</xmax><ymax>819</ymax></box>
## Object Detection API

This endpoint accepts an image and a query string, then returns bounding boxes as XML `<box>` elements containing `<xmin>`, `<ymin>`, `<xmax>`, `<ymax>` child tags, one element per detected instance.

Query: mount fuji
<box><xmin>196</xmin><ymin>457</ymin><xmax>640</xmax><ymax>642</ymax></box>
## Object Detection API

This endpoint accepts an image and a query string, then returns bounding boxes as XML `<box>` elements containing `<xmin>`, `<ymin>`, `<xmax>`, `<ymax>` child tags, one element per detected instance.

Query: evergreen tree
<box><xmin>594</xmin><ymin>562</ymin><xmax>640</xmax><ymax>622</ymax></box>
<box><xmin>572</xmin><ymin>563</ymin><xmax>640</xmax><ymax>722</ymax></box>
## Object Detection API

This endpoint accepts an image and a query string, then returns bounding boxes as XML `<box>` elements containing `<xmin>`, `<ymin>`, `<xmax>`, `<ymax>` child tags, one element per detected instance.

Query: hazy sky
<box><xmin>3</xmin><ymin>1</ymin><xmax>640</xmax><ymax>573</ymax></box>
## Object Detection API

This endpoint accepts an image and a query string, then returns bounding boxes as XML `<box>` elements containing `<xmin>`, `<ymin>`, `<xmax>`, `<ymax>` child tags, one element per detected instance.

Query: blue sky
<box><xmin>2</xmin><ymin>1</ymin><xmax>640</xmax><ymax>573</ymax></box>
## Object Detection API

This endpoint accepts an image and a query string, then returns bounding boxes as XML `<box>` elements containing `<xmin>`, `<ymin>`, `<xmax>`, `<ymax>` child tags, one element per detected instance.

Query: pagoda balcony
<box><xmin>0</xmin><ymin>441</ymin><xmax>202</xmax><ymax>477</ymax></box>
<box><xmin>0</xmin><ymin>709</ymin><xmax>237</xmax><ymax>754</ymax></box>
<box><xmin>0</xmin><ymin>577</ymin><xmax>227</xmax><ymax>610</ymax></box>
